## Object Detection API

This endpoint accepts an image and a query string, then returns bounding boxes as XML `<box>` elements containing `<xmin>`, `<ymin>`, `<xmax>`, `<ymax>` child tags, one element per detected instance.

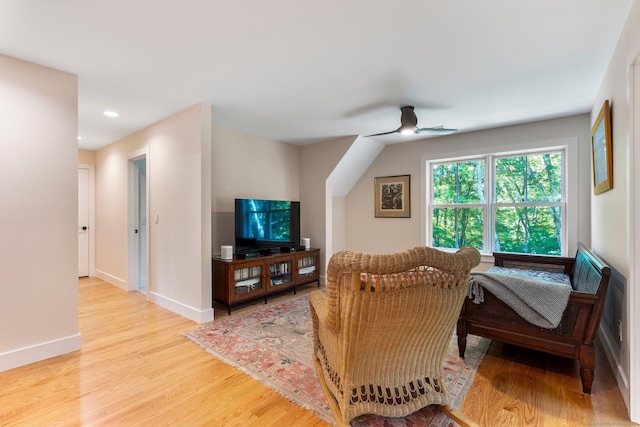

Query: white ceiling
<box><xmin>0</xmin><ymin>1</ymin><xmax>633</xmax><ymax>150</ymax></box>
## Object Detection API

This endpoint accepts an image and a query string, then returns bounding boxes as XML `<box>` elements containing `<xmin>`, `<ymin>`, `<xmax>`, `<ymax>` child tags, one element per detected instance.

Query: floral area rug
<box><xmin>184</xmin><ymin>294</ymin><xmax>489</xmax><ymax>426</ymax></box>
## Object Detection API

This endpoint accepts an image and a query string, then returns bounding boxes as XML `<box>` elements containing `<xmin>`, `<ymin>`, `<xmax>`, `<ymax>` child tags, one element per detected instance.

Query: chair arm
<box><xmin>309</xmin><ymin>290</ymin><xmax>330</xmax><ymax>328</ymax></box>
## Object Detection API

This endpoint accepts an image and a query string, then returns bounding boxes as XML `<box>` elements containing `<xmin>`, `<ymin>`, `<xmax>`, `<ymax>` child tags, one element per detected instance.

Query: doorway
<box><xmin>128</xmin><ymin>150</ymin><xmax>149</xmax><ymax>295</ymax></box>
<box><xmin>78</xmin><ymin>164</ymin><xmax>95</xmax><ymax>278</ymax></box>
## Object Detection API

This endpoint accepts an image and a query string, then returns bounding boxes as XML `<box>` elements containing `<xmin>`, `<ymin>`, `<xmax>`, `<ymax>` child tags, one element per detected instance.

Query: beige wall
<box><xmin>295</xmin><ymin>117</ymin><xmax>591</xmax><ymax>275</ymax></box>
<box><xmin>0</xmin><ymin>54</ymin><xmax>79</xmax><ymax>371</ymax></box>
<box><xmin>209</xmin><ymin>126</ymin><xmax>358</xmax><ymax>283</ymax></box>
<box><xmin>299</xmin><ymin>135</ymin><xmax>354</xmax><ymax>278</ymax></box>
<box><xmin>78</xmin><ymin>149</ymin><xmax>96</xmax><ymax>165</ymax></box>
<box><xmin>210</xmin><ymin>124</ymin><xmax>300</xmax><ymax>255</ymax></box>
<box><xmin>590</xmin><ymin>0</ymin><xmax>640</xmax><ymax>413</ymax></box>
<box><xmin>95</xmin><ymin>104</ymin><xmax>212</xmax><ymax>322</ymax></box>
<box><xmin>343</xmin><ymin>115</ymin><xmax>592</xmax><ymax>255</ymax></box>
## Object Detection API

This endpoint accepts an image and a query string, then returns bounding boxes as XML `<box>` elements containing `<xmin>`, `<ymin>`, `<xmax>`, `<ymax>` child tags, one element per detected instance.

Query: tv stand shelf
<box><xmin>212</xmin><ymin>248</ymin><xmax>320</xmax><ymax>314</ymax></box>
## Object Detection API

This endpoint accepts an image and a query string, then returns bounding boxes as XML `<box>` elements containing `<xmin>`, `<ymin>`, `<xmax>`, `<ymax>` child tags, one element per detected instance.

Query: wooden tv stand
<box><xmin>212</xmin><ymin>248</ymin><xmax>320</xmax><ymax>314</ymax></box>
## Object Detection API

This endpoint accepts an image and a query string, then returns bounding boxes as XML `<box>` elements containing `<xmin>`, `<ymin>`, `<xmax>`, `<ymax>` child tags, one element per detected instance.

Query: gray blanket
<box><xmin>468</xmin><ymin>270</ymin><xmax>572</xmax><ymax>329</ymax></box>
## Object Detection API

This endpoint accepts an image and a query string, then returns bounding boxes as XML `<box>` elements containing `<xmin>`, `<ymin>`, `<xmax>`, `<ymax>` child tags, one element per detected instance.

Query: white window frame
<box><xmin>422</xmin><ymin>138</ymin><xmax>577</xmax><ymax>260</ymax></box>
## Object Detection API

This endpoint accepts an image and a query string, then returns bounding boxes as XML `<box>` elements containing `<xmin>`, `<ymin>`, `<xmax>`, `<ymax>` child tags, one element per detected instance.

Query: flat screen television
<box><xmin>234</xmin><ymin>198</ymin><xmax>300</xmax><ymax>253</ymax></box>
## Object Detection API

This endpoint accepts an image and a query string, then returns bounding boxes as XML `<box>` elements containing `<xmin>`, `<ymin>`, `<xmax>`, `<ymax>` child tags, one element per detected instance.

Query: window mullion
<box><xmin>487</xmin><ymin>154</ymin><xmax>494</xmax><ymax>254</ymax></box>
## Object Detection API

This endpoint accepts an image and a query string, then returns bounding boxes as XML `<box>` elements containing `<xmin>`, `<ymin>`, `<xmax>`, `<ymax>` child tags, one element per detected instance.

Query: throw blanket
<box><xmin>468</xmin><ymin>267</ymin><xmax>572</xmax><ymax>329</ymax></box>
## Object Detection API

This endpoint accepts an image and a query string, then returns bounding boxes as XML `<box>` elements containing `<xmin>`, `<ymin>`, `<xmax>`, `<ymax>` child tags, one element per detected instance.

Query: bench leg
<box><xmin>457</xmin><ymin>319</ymin><xmax>467</xmax><ymax>358</ymax></box>
<box><xmin>579</xmin><ymin>343</ymin><xmax>595</xmax><ymax>394</ymax></box>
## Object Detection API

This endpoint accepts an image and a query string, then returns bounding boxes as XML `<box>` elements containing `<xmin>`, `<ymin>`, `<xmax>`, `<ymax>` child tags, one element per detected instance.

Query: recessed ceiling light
<box><xmin>104</xmin><ymin>111</ymin><xmax>119</xmax><ymax>117</ymax></box>
<box><xmin>77</xmin><ymin>136</ymin><xmax>82</xmax><ymax>140</ymax></box>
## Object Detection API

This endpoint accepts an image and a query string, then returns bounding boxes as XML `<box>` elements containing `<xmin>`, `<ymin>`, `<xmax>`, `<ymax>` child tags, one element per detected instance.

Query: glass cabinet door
<box><xmin>297</xmin><ymin>254</ymin><xmax>318</xmax><ymax>280</ymax></box>
<box><xmin>269</xmin><ymin>260</ymin><xmax>293</xmax><ymax>288</ymax></box>
<box><xmin>233</xmin><ymin>264</ymin><xmax>263</xmax><ymax>296</ymax></box>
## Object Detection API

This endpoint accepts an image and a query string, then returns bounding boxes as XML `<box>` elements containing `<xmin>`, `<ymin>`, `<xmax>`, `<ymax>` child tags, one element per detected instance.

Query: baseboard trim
<box><xmin>599</xmin><ymin>325</ymin><xmax>630</xmax><ymax>410</ymax></box>
<box><xmin>149</xmin><ymin>292</ymin><xmax>213</xmax><ymax>324</ymax></box>
<box><xmin>0</xmin><ymin>333</ymin><xmax>81</xmax><ymax>372</ymax></box>
<box><xmin>95</xmin><ymin>269</ymin><xmax>127</xmax><ymax>290</ymax></box>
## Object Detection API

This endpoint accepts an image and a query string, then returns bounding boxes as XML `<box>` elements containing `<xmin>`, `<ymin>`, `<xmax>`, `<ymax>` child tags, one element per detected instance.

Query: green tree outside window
<box><xmin>429</xmin><ymin>151</ymin><xmax>564</xmax><ymax>256</ymax></box>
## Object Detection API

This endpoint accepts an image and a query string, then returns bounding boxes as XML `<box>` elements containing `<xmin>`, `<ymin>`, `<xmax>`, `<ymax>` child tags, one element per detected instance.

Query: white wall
<box><xmin>331</xmin><ymin>196</ymin><xmax>347</xmax><ymax>254</ymax></box>
<box><xmin>95</xmin><ymin>104</ymin><xmax>212</xmax><ymax>323</ymax></box>
<box><xmin>344</xmin><ymin>115</ymin><xmax>592</xmax><ymax>256</ymax></box>
<box><xmin>590</xmin><ymin>0</ymin><xmax>640</xmax><ymax>416</ymax></box>
<box><xmin>0</xmin><ymin>54</ymin><xmax>80</xmax><ymax>371</ymax></box>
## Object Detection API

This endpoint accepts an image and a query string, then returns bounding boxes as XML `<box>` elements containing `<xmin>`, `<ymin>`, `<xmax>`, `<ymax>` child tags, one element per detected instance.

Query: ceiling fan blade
<box><xmin>416</xmin><ymin>126</ymin><xmax>458</xmax><ymax>133</ymax></box>
<box><xmin>364</xmin><ymin>106</ymin><xmax>456</xmax><ymax>137</ymax></box>
<box><xmin>365</xmin><ymin>129</ymin><xmax>399</xmax><ymax>137</ymax></box>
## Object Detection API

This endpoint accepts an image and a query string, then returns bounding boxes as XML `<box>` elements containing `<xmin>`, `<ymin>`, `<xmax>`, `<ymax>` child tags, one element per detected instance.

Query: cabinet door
<box><xmin>296</xmin><ymin>251</ymin><xmax>319</xmax><ymax>284</ymax></box>
<box><xmin>230</xmin><ymin>262</ymin><xmax>265</xmax><ymax>301</ymax></box>
<box><xmin>268</xmin><ymin>258</ymin><xmax>294</xmax><ymax>290</ymax></box>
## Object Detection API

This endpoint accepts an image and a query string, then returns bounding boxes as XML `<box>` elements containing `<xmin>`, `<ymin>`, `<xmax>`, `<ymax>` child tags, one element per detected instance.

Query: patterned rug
<box><xmin>184</xmin><ymin>294</ymin><xmax>489</xmax><ymax>426</ymax></box>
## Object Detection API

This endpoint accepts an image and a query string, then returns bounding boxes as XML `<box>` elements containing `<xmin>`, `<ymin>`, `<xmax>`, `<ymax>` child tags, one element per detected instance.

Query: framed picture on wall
<box><xmin>591</xmin><ymin>100</ymin><xmax>613</xmax><ymax>195</ymax></box>
<box><xmin>374</xmin><ymin>175</ymin><xmax>411</xmax><ymax>218</ymax></box>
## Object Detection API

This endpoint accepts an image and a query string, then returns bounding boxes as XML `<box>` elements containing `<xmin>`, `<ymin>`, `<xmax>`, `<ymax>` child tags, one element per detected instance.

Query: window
<box><xmin>427</xmin><ymin>149</ymin><xmax>565</xmax><ymax>256</ymax></box>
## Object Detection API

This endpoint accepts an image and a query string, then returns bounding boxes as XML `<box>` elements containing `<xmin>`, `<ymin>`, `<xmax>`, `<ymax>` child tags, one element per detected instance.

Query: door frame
<box><xmin>627</xmin><ymin>34</ymin><xmax>640</xmax><ymax>423</ymax></box>
<box><xmin>78</xmin><ymin>163</ymin><xmax>95</xmax><ymax>277</ymax></box>
<box><xmin>127</xmin><ymin>148</ymin><xmax>150</xmax><ymax>296</ymax></box>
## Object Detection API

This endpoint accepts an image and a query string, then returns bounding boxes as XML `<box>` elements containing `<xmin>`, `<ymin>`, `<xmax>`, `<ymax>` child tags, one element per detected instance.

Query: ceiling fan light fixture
<box><xmin>400</xmin><ymin>126</ymin><xmax>415</xmax><ymax>135</ymax></box>
<box><xmin>365</xmin><ymin>106</ymin><xmax>457</xmax><ymax>138</ymax></box>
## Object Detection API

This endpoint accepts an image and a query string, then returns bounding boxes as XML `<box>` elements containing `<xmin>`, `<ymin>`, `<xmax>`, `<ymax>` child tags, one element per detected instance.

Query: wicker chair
<box><xmin>309</xmin><ymin>246</ymin><xmax>481</xmax><ymax>427</ymax></box>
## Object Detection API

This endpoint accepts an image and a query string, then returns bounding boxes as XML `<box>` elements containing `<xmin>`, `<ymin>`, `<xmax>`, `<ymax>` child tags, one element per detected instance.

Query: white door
<box><xmin>78</xmin><ymin>168</ymin><xmax>89</xmax><ymax>277</ymax></box>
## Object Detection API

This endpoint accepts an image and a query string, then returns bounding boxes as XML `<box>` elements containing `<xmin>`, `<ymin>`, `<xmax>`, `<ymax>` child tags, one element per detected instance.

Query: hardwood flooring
<box><xmin>0</xmin><ymin>277</ymin><xmax>630</xmax><ymax>426</ymax></box>
<box><xmin>459</xmin><ymin>340</ymin><xmax>629</xmax><ymax>426</ymax></box>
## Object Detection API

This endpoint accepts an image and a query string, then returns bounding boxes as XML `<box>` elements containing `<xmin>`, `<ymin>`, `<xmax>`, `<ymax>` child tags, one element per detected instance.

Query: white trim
<box><xmin>325</xmin><ymin>180</ymin><xmax>333</xmax><ymax>269</ymax></box>
<box><xmin>599</xmin><ymin>323</ymin><xmax>629</xmax><ymax>406</ymax></box>
<box><xmin>420</xmin><ymin>153</ymin><xmax>427</xmax><ymax>246</ymax></box>
<box><xmin>149</xmin><ymin>292</ymin><xmax>213</xmax><ymax>324</ymax></box>
<box><xmin>78</xmin><ymin>164</ymin><xmax>96</xmax><ymax>277</ymax></box>
<box><xmin>127</xmin><ymin>148</ymin><xmax>150</xmax><ymax>297</ymax></box>
<box><xmin>0</xmin><ymin>334</ymin><xmax>81</xmax><ymax>372</ymax></box>
<box><xmin>626</xmin><ymin>32</ymin><xmax>640</xmax><ymax>423</ymax></box>
<box><xmin>95</xmin><ymin>269</ymin><xmax>127</xmax><ymax>290</ymax></box>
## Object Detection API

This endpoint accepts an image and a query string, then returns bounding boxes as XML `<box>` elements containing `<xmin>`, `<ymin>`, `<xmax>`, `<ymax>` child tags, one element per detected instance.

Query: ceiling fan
<box><xmin>365</xmin><ymin>106</ymin><xmax>457</xmax><ymax>137</ymax></box>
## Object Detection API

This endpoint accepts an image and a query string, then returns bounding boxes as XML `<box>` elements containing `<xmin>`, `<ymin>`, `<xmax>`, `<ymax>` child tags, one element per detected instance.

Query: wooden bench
<box><xmin>456</xmin><ymin>243</ymin><xmax>611</xmax><ymax>393</ymax></box>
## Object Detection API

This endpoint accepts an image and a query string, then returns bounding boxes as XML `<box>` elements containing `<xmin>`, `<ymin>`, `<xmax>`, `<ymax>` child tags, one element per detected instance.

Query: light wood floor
<box><xmin>0</xmin><ymin>277</ymin><xmax>630</xmax><ymax>426</ymax></box>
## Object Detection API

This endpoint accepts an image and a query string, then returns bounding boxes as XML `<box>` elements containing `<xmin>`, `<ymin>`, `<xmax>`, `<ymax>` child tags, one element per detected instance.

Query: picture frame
<box><xmin>591</xmin><ymin>100</ymin><xmax>613</xmax><ymax>195</ymax></box>
<box><xmin>374</xmin><ymin>175</ymin><xmax>410</xmax><ymax>218</ymax></box>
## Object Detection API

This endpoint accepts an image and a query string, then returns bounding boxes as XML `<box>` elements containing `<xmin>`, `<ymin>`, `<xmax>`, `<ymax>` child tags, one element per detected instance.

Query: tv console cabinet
<box><xmin>212</xmin><ymin>248</ymin><xmax>320</xmax><ymax>314</ymax></box>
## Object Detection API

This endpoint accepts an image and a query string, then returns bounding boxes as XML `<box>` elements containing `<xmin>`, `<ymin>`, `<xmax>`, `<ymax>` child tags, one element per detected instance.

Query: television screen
<box><xmin>234</xmin><ymin>199</ymin><xmax>300</xmax><ymax>251</ymax></box>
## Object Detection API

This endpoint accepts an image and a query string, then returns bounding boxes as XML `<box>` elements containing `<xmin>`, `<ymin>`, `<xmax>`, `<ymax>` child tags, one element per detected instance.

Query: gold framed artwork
<box><xmin>374</xmin><ymin>175</ymin><xmax>410</xmax><ymax>218</ymax></box>
<box><xmin>591</xmin><ymin>100</ymin><xmax>613</xmax><ymax>195</ymax></box>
